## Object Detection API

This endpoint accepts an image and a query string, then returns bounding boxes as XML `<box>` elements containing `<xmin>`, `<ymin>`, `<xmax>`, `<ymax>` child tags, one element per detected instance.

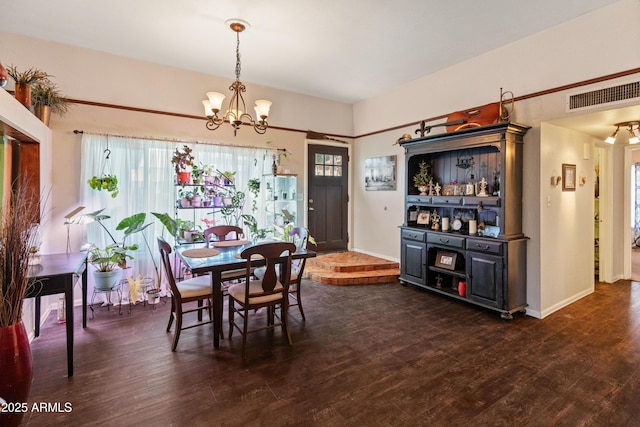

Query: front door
<box><xmin>307</xmin><ymin>144</ymin><xmax>349</xmax><ymax>252</ymax></box>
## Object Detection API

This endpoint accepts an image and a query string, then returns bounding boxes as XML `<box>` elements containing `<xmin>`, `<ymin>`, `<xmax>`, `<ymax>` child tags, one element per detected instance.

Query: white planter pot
<box><xmin>93</xmin><ymin>269</ymin><xmax>122</xmax><ymax>291</ymax></box>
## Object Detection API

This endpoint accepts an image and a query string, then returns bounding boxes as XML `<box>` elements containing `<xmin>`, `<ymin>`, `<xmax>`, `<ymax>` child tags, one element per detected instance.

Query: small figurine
<box><xmin>477</xmin><ymin>177</ymin><xmax>488</xmax><ymax>197</ymax></box>
<box><xmin>434</xmin><ymin>182</ymin><xmax>441</xmax><ymax>196</ymax></box>
<box><xmin>431</xmin><ymin>210</ymin><xmax>440</xmax><ymax>230</ymax></box>
<box><xmin>427</xmin><ymin>178</ymin><xmax>435</xmax><ymax>196</ymax></box>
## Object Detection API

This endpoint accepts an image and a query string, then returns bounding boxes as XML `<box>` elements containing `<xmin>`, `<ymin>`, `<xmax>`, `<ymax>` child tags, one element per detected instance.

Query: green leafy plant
<box><xmin>31</xmin><ymin>78</ymin><xmax>70</xmax><ymax>115</ymax></box>
<box><xmin>241</xmin><ymin>214</ymin><xmax>272</xmax><ymax>240</ymax></box>
<box><xmin>89</xmin><ymin>245</ymin><xmax>129</xmax><ymax>272</ymax></box>
<box><xmin>247</xmin><ymin>178</ymin><xmax>260</xmax><ymax>212</ymax></box>
<box><xmin>87</xmin><ymin>174</ymin><xmax>119</xmax><ymax>198</ymax></box>
<box><xmin>115</xmin><ymin>212</ymin><xmax>163</xmax><ymax>290</ymax></box>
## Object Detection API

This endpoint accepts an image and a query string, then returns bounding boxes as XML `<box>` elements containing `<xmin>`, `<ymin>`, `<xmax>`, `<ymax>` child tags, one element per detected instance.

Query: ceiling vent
<box><xmin>566</xmin><ymin>80</ymin><xmax>640</xmax><ymax>112</ymax></box>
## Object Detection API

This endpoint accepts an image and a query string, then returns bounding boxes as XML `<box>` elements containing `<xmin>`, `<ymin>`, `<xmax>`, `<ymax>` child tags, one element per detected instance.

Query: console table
<box><xmin>25</xmin><ymin>252</ymin><xmax>88</xmax><ymax>377</ymax></box>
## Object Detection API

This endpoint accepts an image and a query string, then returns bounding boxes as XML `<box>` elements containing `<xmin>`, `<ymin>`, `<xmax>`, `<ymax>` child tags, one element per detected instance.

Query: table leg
<box><xmin>212</xmin><ymin>271</ymin><xmax>222</xmax><ymax>349</ymax></box>
<box><xmin>81</xmin><ymin>264</ymin><xmax>88</xmax><ymax>329</ymax></box>
<box><xmin>34</xmin><ymin>296</ymin><xmax>41</xmax><ymax>337</ymax></box>
<box><xmin>65</xmin><ymin>282</ymin><xmax>74</xmax><ymax>377</ymax></box>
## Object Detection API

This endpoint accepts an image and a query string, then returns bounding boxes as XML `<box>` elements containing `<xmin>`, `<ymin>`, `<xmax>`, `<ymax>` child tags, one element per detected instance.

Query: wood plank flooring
<box><xmin>23</xmin><ymin>279</ymin><xmax>640</xmax><ymax>426</ymax></box>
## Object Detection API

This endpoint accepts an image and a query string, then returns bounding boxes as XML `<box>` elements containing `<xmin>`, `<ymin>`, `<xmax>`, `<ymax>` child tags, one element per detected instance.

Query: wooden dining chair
<box><xmin>254</xmin><ymin>227</ymin><xmax>310</xmax><ymax>320</ymax></box>
<box><xmin>287</xmin><ymin>227</ymin><xmax>310</xmax><ymax>320</ymax></box>
<box><xmin>203</xmin><ymin>225</ymin><xmax>244</xmax><ymax>245</ymax></box>
<box><xmin>158</xmin><ymin>237</ymin><xmax>213</xmax><ymax>351</ymax></box>
<box><xmin>228</xmin><ymin>241</ymin><xmax>296</xmax><ymax>359</ymax></box>
<box><xmin>203</xmin><ymin>224</ymin><xmax>247</xmax><ymax>282</ymax></box>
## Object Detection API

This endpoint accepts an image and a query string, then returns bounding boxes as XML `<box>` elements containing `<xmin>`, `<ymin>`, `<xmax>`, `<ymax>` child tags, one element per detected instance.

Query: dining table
<box><xmin>175</xmin><ymin>239</ymin><xmax>316</xmax><ymax>349</ymax></box>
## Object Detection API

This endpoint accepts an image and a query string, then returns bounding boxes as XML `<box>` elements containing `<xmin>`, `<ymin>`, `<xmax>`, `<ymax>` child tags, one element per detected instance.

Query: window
<box><xmin>314</xmin><ymin>153</ymin><xmax>342</xmax><ymax>177</ymax></box>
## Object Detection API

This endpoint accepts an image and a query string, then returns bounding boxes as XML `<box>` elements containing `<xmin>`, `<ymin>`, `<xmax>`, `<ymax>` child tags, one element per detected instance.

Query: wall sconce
<box><xmin>550</xmin><ymin>175</ymin><xmax>561</xmax><ymax>186</ymax></box>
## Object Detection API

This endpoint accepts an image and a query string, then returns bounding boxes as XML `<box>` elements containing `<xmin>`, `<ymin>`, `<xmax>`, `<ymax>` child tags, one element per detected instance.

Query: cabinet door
<box><xmin>467</xmin><ymin>253</ymin><xmax>503</xmax><ymax>309</ymax></box>
<box><xmin>401</xmin><ymin>239</ymin><xmax>426</xmax><ymax>285</ymax></box>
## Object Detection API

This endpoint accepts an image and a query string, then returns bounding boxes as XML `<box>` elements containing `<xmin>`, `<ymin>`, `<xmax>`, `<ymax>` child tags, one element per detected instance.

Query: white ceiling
<box><xmin>0</xmin><ymin>0</ymin><xmax>635</xmax><ymax>139</ymax></box>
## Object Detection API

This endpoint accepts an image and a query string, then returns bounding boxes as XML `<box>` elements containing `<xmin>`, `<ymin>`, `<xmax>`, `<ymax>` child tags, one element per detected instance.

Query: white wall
<box><xmin>352</xmin><ymin>0</ymin><xmax>640</xmax><ymax>317</ymax></box>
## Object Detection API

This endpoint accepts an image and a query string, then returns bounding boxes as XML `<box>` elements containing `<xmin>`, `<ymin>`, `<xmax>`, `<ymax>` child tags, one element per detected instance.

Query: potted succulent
<box><xmin>6</xmin><ymin>65</ymin><xmax>48</xmax><ymax>108</ymax></box>
<box><xmin>31</xmin><ymin>78</ymin><xmax>70</xmax><ymax>125</ymax></box>
<box><xmin>0</xmin><ymin>185</ymin><xmax>40</xmax><ymax>427</ymax></box>
<box><xmin>87</xmin><ymin>174</ymin><xmax>119</xmax><ymax>198</ymax></box>
<box><xmin>171</xmin><ymin>145</ymin><xmax>195</xmax><ymax>184</ymax></box>
<box><xmin>413</xmin><ymin>160</ymin><xmax>433</xmax><ymax>196</ymax></box>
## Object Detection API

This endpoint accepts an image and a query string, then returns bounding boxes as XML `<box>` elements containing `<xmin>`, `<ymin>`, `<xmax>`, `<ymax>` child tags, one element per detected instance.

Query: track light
<box><xmin>605</xmin><ymin>121</ymin><xmax>640</xmax><ymax>144</ymax></box>
<box><xmin>605</xmin><ymin>126</ymin><xmax>618</xmax><ymax>144</ymax></box>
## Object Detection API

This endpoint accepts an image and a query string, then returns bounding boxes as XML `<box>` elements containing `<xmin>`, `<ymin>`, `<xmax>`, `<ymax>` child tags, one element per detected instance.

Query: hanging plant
<box><xmin>87</xmin><ymin>174</ymin><xmax>119</xmax><ymax>198</ymax></box>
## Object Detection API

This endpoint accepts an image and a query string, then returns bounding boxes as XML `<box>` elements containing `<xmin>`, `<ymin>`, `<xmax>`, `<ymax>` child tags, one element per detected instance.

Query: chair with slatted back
<box><xmin>158</xmin><ymin>237</ymin><xmax>213</xmax><ymax>351</ymax></box>
<box><xmin>228</xmin><ymin>241</ymin><xmax>296</xmax><ymax>359</ymax></box>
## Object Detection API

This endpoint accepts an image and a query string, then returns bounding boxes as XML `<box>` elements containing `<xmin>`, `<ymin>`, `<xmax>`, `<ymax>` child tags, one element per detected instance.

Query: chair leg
<box><xmin>172</xmin><ymin>308</ymin><xmax>183</xmax><ymax>352</ymax></box>
<box><xmin>282</xmin><ymin>300</ymin><xmax>293</xmax><ymax>346</ymax></box>
<box><xmin>292</xmin><ymin>286</ymin><xmax>306</xmax><ymax>320</ymax></box>
<box><xmin>166</xmin><ymin>298</ymin><xmax>175</xmax><ymax>332</ymax></box>
<box><xmin>197</xmin><ymin>299</ymin><xmax>203</xmax><ymax>322</ymax></box>
<box><xmin>241</xmin><ymin>306</ymin><xmax>249</xmax><ymax>359</ymax></box>
<box><xmin>228</xmin><ymin>298</ymin><xmax>235</xmax><ymax>338</ymax></box>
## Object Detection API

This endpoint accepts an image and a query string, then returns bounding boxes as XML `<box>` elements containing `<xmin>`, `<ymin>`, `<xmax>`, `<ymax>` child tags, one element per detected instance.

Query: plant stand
<box><xmin>90</xmin><ymin>281</ymin><xmax>129</xmax><ymax>319</ymax></box>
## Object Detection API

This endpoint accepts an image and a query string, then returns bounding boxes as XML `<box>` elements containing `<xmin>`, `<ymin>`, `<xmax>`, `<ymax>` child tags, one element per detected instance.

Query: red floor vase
<box><xmin>0</xmin><ymin>321</ymin><xmax>33</xmax><ymax>427</ymax></box>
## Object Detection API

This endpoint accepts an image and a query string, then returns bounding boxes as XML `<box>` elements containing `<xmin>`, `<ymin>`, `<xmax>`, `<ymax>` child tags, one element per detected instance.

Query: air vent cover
<box><xmin>567</xmin><ymin>81</ymin><xmax>640</xmax><ymax>112</ymax></box>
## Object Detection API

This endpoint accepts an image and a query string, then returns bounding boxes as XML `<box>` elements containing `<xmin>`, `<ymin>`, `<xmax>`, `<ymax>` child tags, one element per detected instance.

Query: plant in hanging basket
<box><xmin>87</xmin><ymin>174</ymin><xmax>119</xmax><ymax>198</ymax></box>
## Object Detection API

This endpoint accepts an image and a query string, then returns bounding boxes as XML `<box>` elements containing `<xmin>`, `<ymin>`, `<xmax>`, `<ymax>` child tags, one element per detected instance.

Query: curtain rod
<box><xmin>72</xmin><ymin>129</ymin><xmax>288</xmax><ymax>153</ymax></box>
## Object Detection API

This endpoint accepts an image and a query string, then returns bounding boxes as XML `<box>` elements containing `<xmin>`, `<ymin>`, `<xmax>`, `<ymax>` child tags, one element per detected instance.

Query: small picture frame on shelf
<box><xmin>562</xmin><ymin>163</ymin><xmax>576</xmax><ymax>191</ymax></box>
<box><xmin>435</xmin><ymin>250</ymin><xmax>457</xmax><ymax>270</ymax></box>
<box><xmin>417</xmin><ymin>210</ymin><xmax>430</xmax><ymax>225</ymax></box>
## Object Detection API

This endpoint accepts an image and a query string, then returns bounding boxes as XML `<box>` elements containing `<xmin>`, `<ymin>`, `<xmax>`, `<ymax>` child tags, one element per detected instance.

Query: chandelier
<box><xmin>202</xmin><ymin>20</ymin><xmax>271</xmax><ymax>136</ymax></box>
<box><xmin>605</xmin><ymin>121</ymin><xmax>640</xmax><ymax>144</ymax></box>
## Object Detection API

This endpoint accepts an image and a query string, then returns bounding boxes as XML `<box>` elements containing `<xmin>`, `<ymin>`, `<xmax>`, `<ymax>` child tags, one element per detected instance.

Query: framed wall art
<box><xmin>364</xmin><ymin>155</ymin><xmax>396</xmax><ymax>191</ymax></box>
<box><xmin>562</xmin><ymin>163</ymin><xmax>576</xmax><ymax>191</ymax></box>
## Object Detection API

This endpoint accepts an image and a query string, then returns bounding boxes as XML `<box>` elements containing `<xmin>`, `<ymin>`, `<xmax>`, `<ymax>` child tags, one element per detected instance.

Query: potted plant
<box><xmin>87</xmin><ymin>174</ymin><xmax>119</xmax><ymax>198</ymax></box>
<box><xmin>88</xmin><ymin>245</ymin><xmax>127</xmax><ymax>291</ymax></box>
<box><xmin>31</xmin><ymin>78</ymin><xmax>70</xmax><ymax>125</ymax></box>
<box><xmin>413</xmin><ymin>160</ymin><xmax>432</xmax><ymax>196</ymax></box>
<box><xmin>178</xmin><ymin>188</ymin><xmax>193</xmax><ymax>208</ymax></box>
<box><xmin>0</xmin><ymin>185</ymin><xmax>40</xmax><ymax>427</ymax></box>
<box><xmin>202</xmin><ymin>164</ymin><xmax>216</xmax><ymax>184</ymax></box>
<box><xmin>191</xmin><ymin>163</ymin><xmax>204</xmax><ymax>185</ymax></box>
<box><xmin>220</xmin><ymin>170</ymin><xmax>236</xmax><ymax>186</ymax></box>
<box><xmin>171</xmin><ymin>145</ymin><xmax>194</xmax><ymax>184</ymax></box>
<box><xmin>6</xmin><ymin>65</ymin><xmax>48</xmax><ymax>108</ymax></box>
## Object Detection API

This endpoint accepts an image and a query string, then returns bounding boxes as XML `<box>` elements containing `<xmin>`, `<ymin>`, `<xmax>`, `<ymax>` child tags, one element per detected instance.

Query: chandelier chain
<box><xmin>235</xmin><ymin>31</ymin><xmax>241</xmax><ymax>81</ymax></box>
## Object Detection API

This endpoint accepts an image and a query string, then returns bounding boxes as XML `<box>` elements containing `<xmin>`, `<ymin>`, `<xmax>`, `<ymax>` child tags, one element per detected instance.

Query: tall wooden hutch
<box><xmin>399</xmin><ymin>122</ymin><xmax>529</xmax><ymax>319</ymax></box>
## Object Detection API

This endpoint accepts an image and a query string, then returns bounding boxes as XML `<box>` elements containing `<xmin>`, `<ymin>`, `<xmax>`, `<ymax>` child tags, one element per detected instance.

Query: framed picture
<box><xmin>435</xmin><ymin>250</ymin><xmax>457</xmax><ymax>270</ymax></box>
<box><xmin>364</xmin><ymin>155</ymin><xmax>396</xmax><ymax>191</ymax></box>
<box><xmin>562</xmin><ymin>163</ymin><xmax>576</xmax><ymax>191</ymax></box>
<box><xmin>417</xmin><ymin>210</ymin><xmax>430</xmax><ymax>225</ymax></box>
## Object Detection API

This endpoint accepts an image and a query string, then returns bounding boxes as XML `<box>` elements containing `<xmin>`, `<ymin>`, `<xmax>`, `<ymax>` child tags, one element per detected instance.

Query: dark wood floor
<box><xmin>23</xmin><ymin>278</ymin><xmax>640</xmax><ymax>426</ymax></box>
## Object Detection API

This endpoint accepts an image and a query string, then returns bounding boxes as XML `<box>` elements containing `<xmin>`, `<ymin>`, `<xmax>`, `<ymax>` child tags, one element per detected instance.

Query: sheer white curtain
<box><xmin>80</xmin><ymin>134</ymin><xmax>267</xmax><ymax>287</ymax></box>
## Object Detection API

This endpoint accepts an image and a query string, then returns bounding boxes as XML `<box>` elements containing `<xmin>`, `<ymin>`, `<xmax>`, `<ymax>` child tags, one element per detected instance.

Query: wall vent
<box><xmin>566</xmin><ymin>81</ymin><xmax>640</xmax><ymax>112</ymax></box>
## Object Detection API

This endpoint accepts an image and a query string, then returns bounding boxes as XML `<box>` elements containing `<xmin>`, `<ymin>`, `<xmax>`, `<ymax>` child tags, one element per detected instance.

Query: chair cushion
<box><xmin>228</xmin><ymin>280</ymin><xmax>284</xmax><ymax>305</ymax></box>
<box><xmin>177</xmin><ymin>276</ymin><xmax>211</xmax><ymax>299</ymax></box>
